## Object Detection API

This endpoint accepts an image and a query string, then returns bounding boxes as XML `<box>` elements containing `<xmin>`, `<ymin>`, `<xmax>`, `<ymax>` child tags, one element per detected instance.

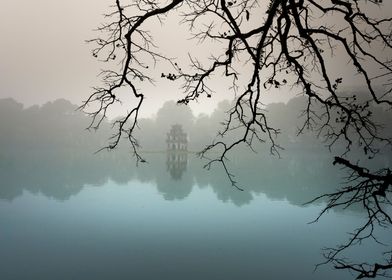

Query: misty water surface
<box><xmin>0</xmin><ymin>98</ymin><xmax>391</xmax><ymax>279</ymax></box>
<box><xmin>1</xmin><ymin>149</ymin><xmax>391</xmax><ymax>280</ymax></box>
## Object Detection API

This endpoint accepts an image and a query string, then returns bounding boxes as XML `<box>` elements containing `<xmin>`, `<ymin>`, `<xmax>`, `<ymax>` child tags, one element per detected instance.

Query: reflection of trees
<box><xmin>0</xmin><ymin>148</ymin><xmax>350</xmax><ymax>207</ymax></box>
<box><xmin>135</xmin><ymin>155</ymin><xmax>194</xmax><ymax>201</ymax></box>
<box><xmin>1</xmin><ymin>97</ymin><xmax>390</xmax><ymax>207</ymax></box>
<box><xmin>156</xmin><ymin>169</ymin><xmax>193</xmax><ymax>201</ymax></box>
<box><xmin>167</xmin><ymin>151</ymin><xmax>188</xmax><ymax>180</ymax></box>
<box><xmin>0</xmin><ymin>150</ymin><xmax>124</xmax><ymax>201</ymax></box>
<box><xmin>0</xmin><ymin>98</ymin><xmax>131</xmax><ymax>200</ymax></box>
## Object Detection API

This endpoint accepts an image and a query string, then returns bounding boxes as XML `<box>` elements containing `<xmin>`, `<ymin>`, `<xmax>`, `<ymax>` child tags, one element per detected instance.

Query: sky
<box><xmin>0</xmin><ymin>1</ymin><xmax>390</xmax><ymax>118</ymax></box>
<box><xmin>0</xmin><ymin>1</ymin><xmax>110</xmax><ymax>111</ymax></box>
<box><xmin>0</xmin><ymin>0</ymin><xmax>290</xmax><ymax>119</ymax></box>
<box><xmin>0</xmin><ymin>0</ymin><xmax>229</xmax><ymax>118</ymax></box>
<box><xmin>0</xmin><ymin>1</ymin><xmax>100</xmax><ymax>100</ymax></box>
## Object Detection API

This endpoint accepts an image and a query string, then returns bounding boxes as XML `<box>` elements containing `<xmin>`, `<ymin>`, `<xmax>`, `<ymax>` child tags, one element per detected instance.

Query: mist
<box><xmin>1</xmin><ymin>94</ymin><xmax>391</xmax><ymax>280</ymax></box>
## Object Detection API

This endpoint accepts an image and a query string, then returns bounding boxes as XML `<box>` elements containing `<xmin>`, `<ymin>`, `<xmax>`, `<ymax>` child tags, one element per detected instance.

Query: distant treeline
<box><xmin>0</xmin><ymin>96</ymin><xmax>390</xmax><ymax>204</ymax></box>
<box><xmin>1</xmin><ymin>94</ymin><xmax>391</xmax><ymax>155</ymax></box>
<box><xmin>0</xmin><ymin>98</ymin><xmax>109</xmax><ymax>153</ymax></box>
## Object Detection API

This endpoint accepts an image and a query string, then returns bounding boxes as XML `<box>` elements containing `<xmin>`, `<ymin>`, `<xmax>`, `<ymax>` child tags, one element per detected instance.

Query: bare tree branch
<box><xmin>85</xmin><ymin>1</ymin><xmax>392</xmax><ymax>277</ymax></box>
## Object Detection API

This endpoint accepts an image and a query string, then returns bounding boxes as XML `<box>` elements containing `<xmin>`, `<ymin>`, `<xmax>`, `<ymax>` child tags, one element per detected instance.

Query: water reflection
<box><xmin>0</xmin><ymin>145</ymin><xmax>356</xmax><ymax>207</ymax></box>
<box><xmin>166</xmin><ymin>151</ymin><xmax>188</xmax><ymax>180</ymax></box>
<box><xmin>0</xmin><ymin>179</ymin><xmax>359</xmax><ymax>280</ymax></box>
<box><xmin>1</xmin><ymin>98</ymin><xmax>390</xmax><ymax>280</ymax></box>
<box><xmin>1</xmin><ymin>97</ymin><xmax>390</xmax><ymax>206</ymax></box>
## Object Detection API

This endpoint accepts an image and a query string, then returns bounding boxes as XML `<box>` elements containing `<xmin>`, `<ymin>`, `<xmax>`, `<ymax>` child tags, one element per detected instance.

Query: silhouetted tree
<box><xmin>82</xmin><ymin>1</ymin><xmax>392</xmax><ymax>278</ymax></box>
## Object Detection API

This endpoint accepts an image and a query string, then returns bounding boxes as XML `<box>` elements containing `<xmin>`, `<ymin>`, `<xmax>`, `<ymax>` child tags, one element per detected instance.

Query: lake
<box><xmin>0</xmin><ymin>150</ymin><xmax>390</xmax><ymax>279</ymax></box>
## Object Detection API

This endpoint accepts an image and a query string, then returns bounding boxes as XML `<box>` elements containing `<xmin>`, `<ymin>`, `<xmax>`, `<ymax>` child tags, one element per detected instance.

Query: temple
<box><xmin>166</xmin><ymin>124</ymin><xmax>188</xmax><ymax>151</ymax></box>
<box><xmin>166</xmin><ymin>124</ymin><xmax>188</xmax><ymax>180</ymax></box>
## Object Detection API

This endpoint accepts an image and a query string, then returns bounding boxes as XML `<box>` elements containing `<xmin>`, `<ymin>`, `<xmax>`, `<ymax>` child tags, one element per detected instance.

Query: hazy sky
<box><xmin>0</xmin><ymin>1</ymin><xmax>104</xmax><ymax>103</ymax></box>
<box><xmin>0</xmin><ymin>0</ymin><xmax>289</xmax><ymax>118</ymax></box>
<box><xmin>0</xmin><ymin>0</ymin><xmax>229</xmax><ymax>117</ymax></box>
<box><xmin>0</xmin><ymin>1</ymin><xmax>390</xmax><ymax>118</ymax></box>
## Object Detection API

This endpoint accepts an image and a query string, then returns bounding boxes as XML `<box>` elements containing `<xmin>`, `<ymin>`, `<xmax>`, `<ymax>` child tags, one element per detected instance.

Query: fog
<box><xmin>2</xmin><ymin>1</ymin><xmax>389</xmax><ymax>119</ymax></box>
<box><xmin>1</xmin><ymin>96</ymin><xmax>390</xmax><ymax>205</ymax></box>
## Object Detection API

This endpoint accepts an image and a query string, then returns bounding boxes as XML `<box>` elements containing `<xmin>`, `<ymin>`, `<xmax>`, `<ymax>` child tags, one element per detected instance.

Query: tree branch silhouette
<box><xmin>83</xmin><ymin>0</ymin><xmax>392</xmax><ymax>277</ymax></box>
<box><xmin>307</xmin><ymin>157</ymin><xmax>392</xmax><ymax>278</ymax></box>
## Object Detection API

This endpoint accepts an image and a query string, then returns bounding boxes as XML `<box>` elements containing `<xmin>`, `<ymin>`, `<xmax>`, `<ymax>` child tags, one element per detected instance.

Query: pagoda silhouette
<box><xmin>166</xmin><ymin>124</ymin><xmax>188</xmax><ymax>180</ymax></box>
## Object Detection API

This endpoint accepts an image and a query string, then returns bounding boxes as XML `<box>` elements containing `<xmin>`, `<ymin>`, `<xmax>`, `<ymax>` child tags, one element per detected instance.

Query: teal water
<box><xmin>0</xmin><ymin>152</ymin><xmax>390</xmax><ymax>280</ymax></box>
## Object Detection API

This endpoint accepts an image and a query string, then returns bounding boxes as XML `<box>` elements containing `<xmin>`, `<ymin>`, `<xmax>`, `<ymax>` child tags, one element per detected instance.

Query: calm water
<box><xmin>0</xmin><ymin>151</ymin><xmax>390</xmax><ymax>280</ymax></box>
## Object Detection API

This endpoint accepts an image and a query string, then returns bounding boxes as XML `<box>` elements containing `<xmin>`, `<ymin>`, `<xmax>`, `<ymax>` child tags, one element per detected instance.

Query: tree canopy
<box><xmin>82</xmin><ymin>0</ymin><xmax>392</xmax><ymax>278</ymax></box>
